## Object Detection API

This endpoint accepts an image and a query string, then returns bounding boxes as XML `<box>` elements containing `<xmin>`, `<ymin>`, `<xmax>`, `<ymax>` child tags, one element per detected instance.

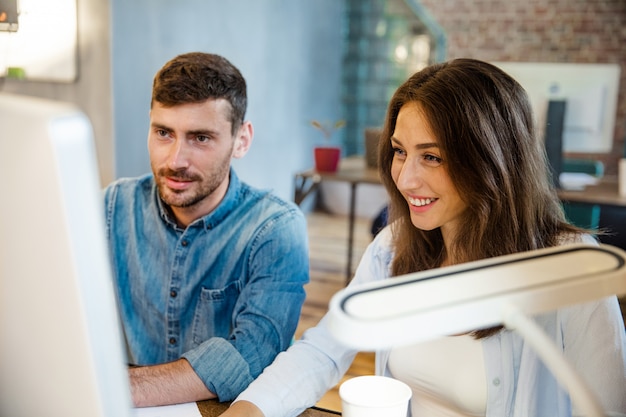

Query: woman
<box><xmin>220</xmin><ymin>59</ymin><xmax>626</xmax><ymax>417</ymax></box>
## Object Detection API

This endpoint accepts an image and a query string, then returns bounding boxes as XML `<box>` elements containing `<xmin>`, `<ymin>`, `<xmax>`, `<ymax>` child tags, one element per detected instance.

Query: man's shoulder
<box><xmin>106</xmin><ymin>174</ymin><xmax>153</xmax><ymax>193</ymax></box>
<box><xmin>104</xmin><ymin>174</ymin><xmax>155</xmax><ymax>206</ymax></box>
<box><xmin>231</xmin><ymin>184</ymin><xmax>306</xmax><ymax>238</ymax></box>
<box><xmin>239</xmin><ymin>182</ymin><xmax>301</xmax><ymax>216</ymax></box>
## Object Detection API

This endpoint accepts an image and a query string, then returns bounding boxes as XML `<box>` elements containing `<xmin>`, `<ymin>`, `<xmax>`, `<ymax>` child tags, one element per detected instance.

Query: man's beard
<box><xmin>156</xmin><ymin>163</ymin><xmax>228</xmax><ymax>209</ymax></box>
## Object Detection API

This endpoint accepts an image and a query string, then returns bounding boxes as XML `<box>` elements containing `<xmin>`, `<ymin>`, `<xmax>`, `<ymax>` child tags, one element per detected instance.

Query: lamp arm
<box><xmin>502</xmin><ymin>304</ymin><xmax>605</xmax><ymax>417</ymax></box>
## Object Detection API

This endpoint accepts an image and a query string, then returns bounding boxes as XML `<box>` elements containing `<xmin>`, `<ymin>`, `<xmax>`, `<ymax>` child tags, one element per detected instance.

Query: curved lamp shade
<box><xmin>327</xmin><ymin>243</ymin><xmax>626</xmax><ymax>417</ymax></box>
<box><xmin>328</xmin><ymin>243</ymin><xmax>625</xmax><ymax>350</ymax></box>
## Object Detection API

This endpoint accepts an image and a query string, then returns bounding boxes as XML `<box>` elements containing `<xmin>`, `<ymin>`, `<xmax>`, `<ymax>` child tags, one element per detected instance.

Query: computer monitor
<box><xmin>0</xmin><ymin>0</ymin><xmax>18</xmax><ymax>32</ymax></box>
<box><xmin>0</xmin><ymin>93</ymin><xmax>133</xmax><ymax>417</ymax></box>
<box><xmin>492</xmin><ymin>62</ymin><xmax>621</xmax><ymax>154</ymax></box>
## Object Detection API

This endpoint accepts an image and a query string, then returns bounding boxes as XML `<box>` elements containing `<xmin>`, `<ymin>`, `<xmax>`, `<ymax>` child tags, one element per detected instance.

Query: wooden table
<box><xmin>557</xmin><ymin>177</ymin><xmax>626</xmax><ymax>207</ymax></box>
<box><xmin>197</xmin><ymin>400</ymin><xmax>340</xmax><ymax>416</ymax></box>
<box><xmin>294</xmin><ymin>157</ymin><xmax>381</xmax><ymax>283</ymax></box>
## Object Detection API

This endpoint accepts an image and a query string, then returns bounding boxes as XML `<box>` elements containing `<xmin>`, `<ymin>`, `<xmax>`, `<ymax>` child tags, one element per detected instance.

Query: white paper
<box><xmin>133</xmin><ymin>402</ymin><xmax>202</xmax><ymax>417</ymax></box>
<box><xmin>559</xmin><ymin>172</ymin><xmax>599</xmax><ymax>191</ymax></box>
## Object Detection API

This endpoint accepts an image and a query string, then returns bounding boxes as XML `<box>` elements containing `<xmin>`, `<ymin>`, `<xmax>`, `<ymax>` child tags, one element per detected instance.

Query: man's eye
<box><xmin>157</xmin><ymin>129</ymin><xmax>169</xmax><ymax>137</ymax></box>
<box><xmin>196</xmin><ymin>135</ymin><xmax>210</xmax><ymax>143</ymax></box>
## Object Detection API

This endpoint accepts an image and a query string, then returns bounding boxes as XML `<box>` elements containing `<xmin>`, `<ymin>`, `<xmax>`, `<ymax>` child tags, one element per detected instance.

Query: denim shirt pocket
<box><xmin>192</xmin><ymin>279</ymin><xmax>243</xmax><ymax>346</ymax></box>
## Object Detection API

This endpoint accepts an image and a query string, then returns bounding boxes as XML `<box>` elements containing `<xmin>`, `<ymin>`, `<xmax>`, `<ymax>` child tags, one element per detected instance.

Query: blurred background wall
<box><xmin>110</xmin><ymin>1</ymin><xmax>344</xmax><ymax>201</ymax></box>
<box><xmin>2</xmin><ymin>0</ymin><xmax>624</xmax><ymax>197</ymax></box>
<box><xmin>418</xmin><ymin>0</ymin><xmax>626</xmax><ymax>176</ymax></box>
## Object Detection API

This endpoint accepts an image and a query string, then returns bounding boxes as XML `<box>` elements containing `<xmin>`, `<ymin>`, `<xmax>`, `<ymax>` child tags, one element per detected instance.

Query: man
<box><xmin>104</xmin><ymin>52</ymin><xmax>309</xmax><ymax>407</ymax></box>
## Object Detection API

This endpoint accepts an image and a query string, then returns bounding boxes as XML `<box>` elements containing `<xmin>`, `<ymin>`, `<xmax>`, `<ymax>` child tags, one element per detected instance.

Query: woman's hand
<box><xmin>219</xmin><ymin>400</ymin><xmax>265</xmax><ymax>417</ymax></box>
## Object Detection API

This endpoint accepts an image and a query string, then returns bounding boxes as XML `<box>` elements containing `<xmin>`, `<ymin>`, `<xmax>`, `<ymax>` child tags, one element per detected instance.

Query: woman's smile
<box><xmin>407</xmin><ymin>196</ymin><xmax>438</xmax><ymax>207</ymax></box>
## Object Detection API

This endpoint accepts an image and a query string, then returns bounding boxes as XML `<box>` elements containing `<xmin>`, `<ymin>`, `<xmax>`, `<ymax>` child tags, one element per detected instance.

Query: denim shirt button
<box><xmin>170</xmin><ymin>290</ymin><xmax>177</xmax><ymax>298</ymax></box>
<box><xmin>181</xmin><ymin>240</ymin><xmax>188</xmax><ymax>247</ymax></box>
<box><xmin>169</xmin><ymin>337</ymin><xmax>176</xmax><ymax>345</ymax></box>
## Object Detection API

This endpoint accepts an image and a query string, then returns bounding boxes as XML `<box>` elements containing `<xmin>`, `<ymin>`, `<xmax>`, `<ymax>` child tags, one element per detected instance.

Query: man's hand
<box><xmin>129</xmin><ymin>358</ymin><xmax>216</xmax><ymax>407</ymax></box>
<box><xmin>218</xmin><ymin>400</ymin><xmax>265</xmax><ymax>417</ymax></box>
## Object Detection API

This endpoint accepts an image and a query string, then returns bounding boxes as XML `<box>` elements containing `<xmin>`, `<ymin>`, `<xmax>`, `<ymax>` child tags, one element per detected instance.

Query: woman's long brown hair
<box><xmin>377</xmin><ymin>59</ymin><xmax>585</xmax><ymax>338</ymax></box>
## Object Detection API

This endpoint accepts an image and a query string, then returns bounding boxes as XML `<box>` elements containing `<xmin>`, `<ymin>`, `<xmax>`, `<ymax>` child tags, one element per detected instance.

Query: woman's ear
<box><xmin>232</xmin><ymin>121</ymin><xmax>254</xmax><ymax>159</ymax></box>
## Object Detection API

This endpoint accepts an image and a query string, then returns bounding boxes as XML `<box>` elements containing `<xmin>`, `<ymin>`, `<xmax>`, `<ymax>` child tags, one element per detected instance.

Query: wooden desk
<box><xmin>294</xmin><ymin>157</ymin><xmax>381</xmax><ymax>283</ymax></box>
<box><xmin>557</xmin><ymin>177</ymin><xmax>626</xmax><ymax>207</ymax></box>
<box><xmin>197</xmin><ymin>400</ymin><xmax>340</xmax><ymax>416</ymax></box>
<box><xmin>558</xmin><ymin>177</ymin><xmax>626</xmax><ymax>251</ymax></box>
<box><xmin>294</xmin><ymin>157</ymin><xmax>381</xmax><ymax>205</ymax></box>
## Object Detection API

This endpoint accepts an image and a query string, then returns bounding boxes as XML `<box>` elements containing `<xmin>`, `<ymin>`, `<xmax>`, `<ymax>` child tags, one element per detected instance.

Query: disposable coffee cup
<box><xmin>339</xmin><ymin>375</ymin><xmax>411</xmax><ymax>417</ymax></box>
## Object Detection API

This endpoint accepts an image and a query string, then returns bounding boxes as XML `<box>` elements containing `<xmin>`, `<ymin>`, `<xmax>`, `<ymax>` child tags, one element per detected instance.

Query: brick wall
<box><xmin>419</xmin><ymin>0</ymin><xmax>626</xmax><ymax>175</ymax></box>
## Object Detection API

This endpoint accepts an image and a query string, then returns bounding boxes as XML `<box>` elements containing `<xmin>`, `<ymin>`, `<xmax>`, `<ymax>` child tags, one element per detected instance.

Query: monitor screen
<box><xmin>0</xmin><ymin>0</ymin><xmax>18</xmax><ymax>31</ymax></box>
<box><xmin>492</xmin><ymin>62</ymin><xmax>621</xmax><ymax>154</ymax></box>
<box><xmin>0</xmin><ymin>93</ymin><xmax>133</xmax><ymax>417</ymax></box>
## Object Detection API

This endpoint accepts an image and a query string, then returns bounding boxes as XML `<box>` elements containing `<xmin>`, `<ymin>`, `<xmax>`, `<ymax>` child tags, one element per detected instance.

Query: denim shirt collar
<box><xmin>156</xmin><ymin>168</ymin><xmax>242</xmax><ymax>231</ymax></box>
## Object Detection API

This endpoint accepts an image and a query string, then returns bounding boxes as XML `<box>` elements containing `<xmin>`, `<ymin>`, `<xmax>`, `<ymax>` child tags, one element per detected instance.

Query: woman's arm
<box><xmin>218</xmin><ymin>230</ymin><xmax>394</xmax><ymax>417</ymax></box>
<box><xmin>220</xmin><ymin>401</ymin><xmax>265</xmax><ymax>417</ymax></box>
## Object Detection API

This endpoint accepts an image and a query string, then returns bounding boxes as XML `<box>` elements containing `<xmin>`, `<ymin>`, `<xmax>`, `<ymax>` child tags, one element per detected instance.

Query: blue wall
<box><xmin>111</xmin><ymin>0</ymin><xmax>345</xmax><ymax>201</ymax></box>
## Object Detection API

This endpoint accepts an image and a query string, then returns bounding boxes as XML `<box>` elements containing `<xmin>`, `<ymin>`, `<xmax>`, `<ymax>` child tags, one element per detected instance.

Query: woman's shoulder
<box><xmin>557</xmin><ymin>232</ymin><xmax>598</xmax><ymax>246</ymax></box>
<box><xmin>350</xmin><ymin>225</ymin><xmax>394</xmax><ymax>286</ymax></box>
<box><xmin>373</xmin><ymin>223</ymin><xmax>394</xmax><ymax>245</ymax></box>
<box><xmin>368</xmin><ymin>225</ymin><xmax>395</xmax><ymax>264</ymax></box>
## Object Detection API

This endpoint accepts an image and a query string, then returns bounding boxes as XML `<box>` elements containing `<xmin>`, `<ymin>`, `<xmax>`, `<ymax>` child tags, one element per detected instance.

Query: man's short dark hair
<box><xmin>152</xmin><ymin>52</ymin><xmax>247</xmax><ymax>135</ymax></box>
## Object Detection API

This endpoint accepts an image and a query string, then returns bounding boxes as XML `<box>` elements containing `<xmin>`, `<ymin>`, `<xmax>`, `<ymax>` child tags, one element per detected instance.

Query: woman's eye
<box><xmin>392</xmin><ymin>147</ymin><xmax>406</xmax><ymax>157</ymax></box>
<box><xmin>423</xmin><ymin>153</ymin><xmax>443</xmax><ymax>165</ymax></box>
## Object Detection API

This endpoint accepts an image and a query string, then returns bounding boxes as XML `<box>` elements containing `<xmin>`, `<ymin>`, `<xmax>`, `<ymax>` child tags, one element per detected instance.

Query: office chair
<box><xmin>561</xmin><ymin>158</ymin><xmax>604</xmax><ymax>229</ymax></box>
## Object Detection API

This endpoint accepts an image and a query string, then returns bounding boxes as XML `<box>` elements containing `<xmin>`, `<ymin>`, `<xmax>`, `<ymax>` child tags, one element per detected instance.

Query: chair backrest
<box><xmin>561</xmin><ymin>158</ymin><xmax>604</xmax><ymax>229</ymax></box>
<box><xmin>562</xmin><ymin>159</ymin><xmax>604</xmax><ymax>177</ymax></box>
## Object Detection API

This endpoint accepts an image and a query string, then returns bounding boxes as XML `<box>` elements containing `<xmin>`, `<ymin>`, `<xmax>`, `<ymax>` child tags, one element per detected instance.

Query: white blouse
<box><xmin>388</xmin><ymin>334</ymin><xmax>487</xmax><ymax>416</ymax></box>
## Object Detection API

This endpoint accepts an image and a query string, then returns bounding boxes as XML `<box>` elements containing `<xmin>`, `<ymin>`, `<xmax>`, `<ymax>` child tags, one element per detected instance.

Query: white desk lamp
<box><xmin>327</xmin><ymin>243</ymin><xmax>626</xmax><ymax>417</ymax></box>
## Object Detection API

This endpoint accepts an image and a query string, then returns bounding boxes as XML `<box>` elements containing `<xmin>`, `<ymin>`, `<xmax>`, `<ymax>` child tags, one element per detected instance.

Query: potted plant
<box><xmin>310</xmin><ymin>119</ymin><xmax>345</xmax><ymax>173</ymax></box>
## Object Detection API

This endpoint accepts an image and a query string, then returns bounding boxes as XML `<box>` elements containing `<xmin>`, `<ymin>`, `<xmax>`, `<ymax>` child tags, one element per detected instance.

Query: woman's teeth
<box><xmin>408</xmin><ymin>196</ymin><xmax>435</xmax><ymax>207</ymax></box>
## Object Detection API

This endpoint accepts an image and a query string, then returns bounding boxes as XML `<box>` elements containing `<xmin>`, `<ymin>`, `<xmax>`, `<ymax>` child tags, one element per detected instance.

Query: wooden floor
<box><xmin>294</xmin><ymin>211</ymin><xmax>376</xmax><ymax>412</ymax></box>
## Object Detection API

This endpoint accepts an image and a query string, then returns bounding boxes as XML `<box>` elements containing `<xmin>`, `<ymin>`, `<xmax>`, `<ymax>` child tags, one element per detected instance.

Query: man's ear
<box><xmin>232</xmin><ymin>121</ymin><xmax>253</xmax><ymax>159</ymax></box>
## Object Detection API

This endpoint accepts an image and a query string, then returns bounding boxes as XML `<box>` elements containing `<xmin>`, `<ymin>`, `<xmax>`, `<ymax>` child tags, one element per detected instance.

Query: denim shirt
<box><xmin>236</xmin><ymin>227</ymin><xmax>626</xmax><ymax>417</ymax></box>
<box><xmin>104</xmin><ymin>169</ymin><xmax>309</xmax><ymax>401</ymax></box>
